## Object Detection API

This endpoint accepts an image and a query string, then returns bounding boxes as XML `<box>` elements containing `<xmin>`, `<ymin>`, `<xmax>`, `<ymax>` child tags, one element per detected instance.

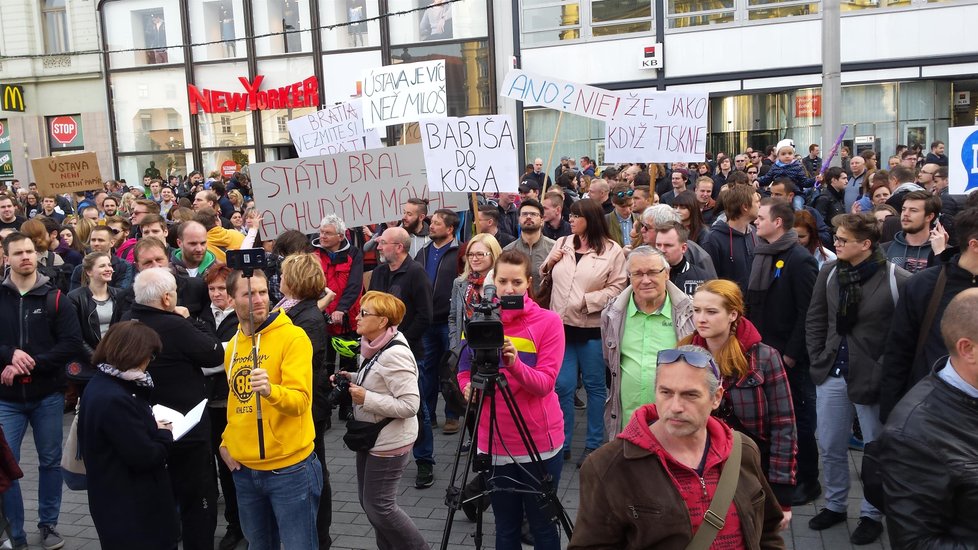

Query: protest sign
<box><xmin>362</xmin><ymin>60</ymin><xmax>447</xmax><ymax>129</ymax></box>
<box><xmin>250</xmin><ymin>144</ymin><xmax>468</xmax><ymax>239</ymax></box>
<box><xmin>603</xmin><ymin>89</ymin><xmax>708</xmax><ymax>163</ymax></box>
<box><xmin>500</xmin><ymin>69</ymin><xmax>708</xmax><ymax>163</ymax></box>
<box><xmin>948</xmin><ymin>125</ymin><xmax>978</xmax><ymax>195</ymax></box>
<box><xmin>420</xmin><ymin>115</ymin><xmax>519</xmax><ymax>193</ymax></box>
<box><xmin>287</xmin><ymin>100</ymin><xmax>382</xmax><ymax>158</ymax></box>
<box><xmin>30</xmin><ymin>152</ymin><xmax>102</xmax><ymax>196</ymax></box>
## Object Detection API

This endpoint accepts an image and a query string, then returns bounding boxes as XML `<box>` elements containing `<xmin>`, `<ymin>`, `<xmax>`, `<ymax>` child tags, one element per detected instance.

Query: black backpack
<box><xmin>38</xmin><ymin>252</ymin><xmax>72</xmax><ymax>294</ymax></box>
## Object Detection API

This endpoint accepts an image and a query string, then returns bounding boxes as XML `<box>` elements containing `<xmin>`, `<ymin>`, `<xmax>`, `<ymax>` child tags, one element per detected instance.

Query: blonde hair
<box><xmin>679</xmin><ymin>279</ymin><xmax>749</xmax><ymax>379</ymax></box>
<box><xmin>75</xmin><ymin>217</ymin><xmax>96</xmax><ymax>246</ymax></box>
<box><xmin>280</xmin><ymin>253</ymin><xmax>326</xmax><ymax>300</ymax></box>
<box><xmin>360</xmin><ymin>291</ymin><xmax>406</xmax><ymax>327</ymax></box>
<box><xmin>461</xmin><ymin>233</ymin><xmax>502</xmax><ymax>279</ymax></box>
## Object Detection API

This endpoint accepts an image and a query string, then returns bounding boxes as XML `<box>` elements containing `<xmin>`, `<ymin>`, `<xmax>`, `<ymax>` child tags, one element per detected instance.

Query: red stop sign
<box><xmin>50</xmin><ymin>116</ymin><xmax>78</xmax><ymax>145</ymax></box>
<box><xmin>221</xmin><ymin>160</ymin><xmax>237</xmax><ymax>178</ymax></box>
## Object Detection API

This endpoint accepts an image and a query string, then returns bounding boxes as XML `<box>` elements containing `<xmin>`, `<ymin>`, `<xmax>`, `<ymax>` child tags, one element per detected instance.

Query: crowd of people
<box><xmin>0</xmin><ymin>135</ymin><xmax>975</xmax><ymax>550</ymax></box>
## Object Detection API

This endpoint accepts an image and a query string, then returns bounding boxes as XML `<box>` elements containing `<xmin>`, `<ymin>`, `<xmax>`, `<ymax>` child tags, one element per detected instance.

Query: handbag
<box><xmin>535</xmin><ymin>236</ymin><xmax>566</xmax><ymax>310</ymax></box>
<box><xmin>61</xmin><ymin>403</ymin><xmax>87</xmax><ymax>491</ymax></box>
<box><xmin>342</xmin><ymin>338</ymin><xmax>410</xmax><ymax>452</ymax></box>
<box><xmin>684</xmin><ymin>431</ymin><xmax>743</xmax><ymax>550</ymax></box>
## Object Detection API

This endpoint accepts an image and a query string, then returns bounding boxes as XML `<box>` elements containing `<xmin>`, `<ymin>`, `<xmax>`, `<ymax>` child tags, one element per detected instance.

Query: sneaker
<box><xmin>576</xmin><ymin>447</ymin><xmax>597</xmax><ymax>469</ymax></box>
<box><xmin>40</xmin><ymin>525</ymin><xmax>65</xmax><ymax>550</ymax></box>
<box><xmin>848</xmin><ymin>435</ymin><xmax>865</xmax><ymax>452</ymax></box>
<box><xmin>849</xmin><ymin>517</ymin><xmax>883</xmax><ymax>545</ymax></box>
<box><xmin>415</xmin><ymin>462</ymin><xmax>434</xmax><ymax>489</ymax></box>
<box><xmin>574</xmin><ymin>393</ymin><xmax>586</xmax><ymax>410</ymax></box>
<box><xmin>218</xmin><ymin>526</ymin><xmax>245</xmax><ymax>550</ymax></box>
<box><xmin>808</xmin><ymin>508</ymin><xmax>847</xmax><ymax>531</ymax></box>
<box><xmin>443</xmin><ymin>418</ymin><xmax>460</xmax><ymax>435</ymax></box>
<box><xmin>1</xmin><ymin>539</ymin><xmax>29</xmax><ymax>550</ymax></box>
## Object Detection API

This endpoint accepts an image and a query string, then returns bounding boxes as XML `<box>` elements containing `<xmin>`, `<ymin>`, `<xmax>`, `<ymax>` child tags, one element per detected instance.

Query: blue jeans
<box><xmin>421</xmin><ymin>322</ymin><xmax>455</xmax><ymax>421</ymax></box>
<box><xmin>556</xmin><ymin>338</ymin><xmax>605</xmax><ymax>450</ymax></box>
<box><xmin>411</xmin><ymin>398</ymin><xmax>435</xmax><ymax>465</ymax></box>
<box><xmin>489</xmin><ymin>453</ymin><xmax>564</xmax><ymax>550</ymax></box>
<box><xmin>0</xmin><ymin>393</ymin><xmax>64</xmax><ymax>544</ymax></box>
<box><xmin>232</xmin><ymin>452</ymin><xmax>323</xmax><ymax>550</ymax></box>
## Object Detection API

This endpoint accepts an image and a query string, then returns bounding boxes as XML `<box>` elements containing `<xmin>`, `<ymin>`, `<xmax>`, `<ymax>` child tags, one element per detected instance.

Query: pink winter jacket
<box><xmin>542</xmin><ymin>236</ymin><xmax>627</xmax><ymax>328</ymax></box>
<box><xmin>457</xmin><ymin>295</ymin><xmax>565</xmax><ymax>456</ymax></box>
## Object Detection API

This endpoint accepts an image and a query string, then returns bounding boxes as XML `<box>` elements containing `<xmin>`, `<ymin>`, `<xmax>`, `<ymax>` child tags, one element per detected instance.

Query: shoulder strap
<box><xmin>46</xmin><ymin>289</ymin><xmax>61</xmax><ymax>335</ymax></box>
<box><xmin>826</xmin><ymin>266</ymin><xmax>837</xmax><ymax>286</ymax></box>
<box><xmin>887</xmin><ymin>262</ymin><xmax>899</xmax><ymax>307</ymax></box>
<box><xmin>356</xmin><ymin>338</ymin><xmax>409</xmax><ymax>385</ymax></box>
<box><xmin>685</xmin><ymin>431</ymin><xmax>743</xmax><ymax>550</ymax></box>
<box><xmin>913</xmin><ymin>265</ymin><xmax>947</xmax><ymax>370</ymax></box>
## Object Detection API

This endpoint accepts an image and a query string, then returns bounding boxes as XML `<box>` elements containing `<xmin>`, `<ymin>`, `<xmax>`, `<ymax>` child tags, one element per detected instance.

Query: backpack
<box><xmin>38</xmin><ymin>251</ymin><xmax>73</xmax><ymax>294</ymax></box>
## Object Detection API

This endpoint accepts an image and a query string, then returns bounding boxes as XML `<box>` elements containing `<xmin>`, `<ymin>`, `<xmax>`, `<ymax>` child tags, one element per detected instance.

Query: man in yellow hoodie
<box><xmin>195</xmin><ymin>207</ymin><xmax>244</xmax><ymax>264</ymax></box>
<box><xmin>219</xmin><ymin>268</ymin><xmax>323</xmax><ymax>549</ymax></box>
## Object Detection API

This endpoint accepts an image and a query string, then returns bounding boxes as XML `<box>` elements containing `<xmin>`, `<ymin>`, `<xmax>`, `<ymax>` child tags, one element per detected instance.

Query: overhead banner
<box><xmin>948</xmin><ymin>124</ymin><xmax>978</xmax><ymax>195</ymax></box>
<box><xmin>500</xmin><ymin>69</ymin><xmax>708</xmax><ymax>163</ymax></box>
<box><xmin>287</xmin><ymin>100</ymin><xmax>382</xmax><ymax>158</ymax></box>
<box><xmin>250</xmin><ymin>144</ymin><xmax>468</xmax><ymax>239</ymax></box>
<box><xmin>30</xmin><ymin>151</ymin><xmax>102</xmax><ymax>196</ymax></box>
<box><xmin>420</xmin><ymin>115</ymin><xmax>519</xmax><ymax>193</ymax></box>
<box><xmin>362</xmin><ymin>60</ymin><xmax>447</xmax><ymax>129</ymax></box>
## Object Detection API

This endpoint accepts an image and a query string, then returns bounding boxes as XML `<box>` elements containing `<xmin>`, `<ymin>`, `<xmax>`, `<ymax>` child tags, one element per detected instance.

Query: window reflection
<box><xmin>748</xmin><ymin>3</ymin><xmax>818</xmax><ymax>20</ymax></box>
<box><xmin>118</xmin><ymin>152</ymin><xmax>193</xmax><ymax>187</ymax></box>
<box><xmin>104</xmin><ymin>1</ymin><xmax>184</xmax><ymax>68</ymax></box>
<box><xmin>321</xmin><ymin>0</ymin><xmax>381</xmax><ymax>50</ymax></box>
<box><xmin>191</xmin><ymin>0</ymin><xmax>246</xmax><ymax>61</ymax></box>
<box><xmin>111</xmin><ymin>69</ymin><xmax>192</xmax><ymax>153</ymax></box>
<box><xmin>388</xmin><ymin>0</ymin><xmax>488</xmax><ymax>45</ymax></box>
<box><xmin>253</xmin><ymin>0</ymin><xmax>313</xmax><ymax>56</ymax></box>
<box><xmin>193</xmin><ymin>63</ymin><xmax>256</xmax><ymax>148</ymax></box>
<box><xmin>667</xmin><ymin>0</ymin><xmax>734</xmax><ymax>28</ymax></box>
<box><xmin>841</xmin><ymin>0</ymin><xmax>911</xmax><ymax>10</ymax></box>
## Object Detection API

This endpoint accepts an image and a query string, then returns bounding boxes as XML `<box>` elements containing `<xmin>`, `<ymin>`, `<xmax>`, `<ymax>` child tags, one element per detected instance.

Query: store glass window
<box><xmin>111</xmin><ymin>68</ymin><xmax>192</xmax><ymax>153</ymax></box>
<box><xmin>190</xmin><ymin>0</ymin><xmax>246</xmax><ymax>61</ymax></box>
<box><xmin>522</xmin><ymin>1</ymin><xmax>582</xmax><ymax>46</ymax></box>
<box><xmin>388</xmin><ymin>0</ymin><xmax>488</xmax><ymax>45</ymax></box>
<box><xmin>389</xmin><ymin>41</ymin><xmax>492</xmax><ymax>117</ymax></box>
<box><xmin>667</xmin><ymin>0</ymin><xmax>735</xmax><ymax>29</ymax></box>
<box><xmin>117</xmin><ymin>151</ymin><xmax>194</xmax><ymax>187</ymax></box>
<box><xmin>841</xmin><ymin>83</ymin><xmax>898</xmax><ymax>123</ymax></box>
<box><xmin>192</xmin><ymin>62</ymin><xmax>256</xmax><ymax>148</ymax></box>
<box><xmin>524</xmin><ymin>109</ymin><xmax>605</xmax><ymax>169</ymax></box>
<box><xmin>253</xmin><ymin>0</ymin><xmax>313</xmax><ymax>56</ymax></box>
<box><xmin>104</xmin><ymin>0</ymin><xmax>184</xmax><ymax>69</ymax></box>
<box><xmin>321</xmin><ymin>0</ymin><xmax>381</xmax><ymax>50</ymax></box>
<box><xmin>42</xmin><ymin>0</ymin><xmax>69</xmax><ymax>54</ymax></box>
<box><xmin>591</xmin><ymin>0</ymin><xmax>652</xmax><ymax>37</ymax></box>
<box><xmin>840</xmin><ymin>0</ymin><xmax>911</xmax><ymax>12</ymax></box>
<box><xmin>322</xmin><ymin>50</ymin><xmax>384</xmax><ymax>103</ymax></box>
<box><xmin>201</xmin><ymin>149</ymin><xmax>255</xmax><ymax>177</ymax></box>
<box><xmin>747</xmin><ymin>0</ymin><xmax>818</xmax><ymax>21</ymax></box>
<box><xmin>256</xmin><ymin>58</ymin><xmax>318</xmax><ymax>146</ymax></box>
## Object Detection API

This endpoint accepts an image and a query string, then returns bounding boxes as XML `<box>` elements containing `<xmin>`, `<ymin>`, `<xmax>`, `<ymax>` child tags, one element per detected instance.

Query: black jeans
<box><xmin>313</xmin><ymin>368</ymin><xmax>333</xmax><ymax>549</ymax></box>
<box><xmin>786</xmin><ymin>365</ymin><xmax>820</xmax><ymax>485</ymax></box>
<box><xmin>209</xmin><ymin>406</ymin><xmax>240</xmax><ymax>532</ymax></box>
<box><xmin>168</xmin><ymin>437</ymin><xmax>219</xmax><ymax>550</ymax></box>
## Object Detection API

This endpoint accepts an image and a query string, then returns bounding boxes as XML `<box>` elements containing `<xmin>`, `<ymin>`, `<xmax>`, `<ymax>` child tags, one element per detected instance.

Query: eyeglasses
<box><xmin>357</xmin><ymin>310</ymin><xmax>378</xmax><ymax>319</ymax></box>
<box><xmin>637</xmin><ymin>223</ymin><xmax>650</xmax><ymax>232</ymax></box>
<box><xmin>568</xmin><ymin>213</ymin><xmax>582</xmax><ymax>220</ymax></box>
<box><xmin>628</xmin><ymin>267</ymin><xmax>666</xmax><ymax>280</ymax></box>
<box><xmin>657</xmin><ymin>349</ymin><xmax>721</xmax><ymax>380</ymax></box>
<box><xmin>747</xmin><ymin>170</ymin><xmax>758</xmax><ymax>175</ymax></box>
<box><xmin>108</xmin><ymin>227</ymin><xmax>122</xmax><ymax>235</ymax></box>
<box><xmin>833</xmin><ymin>235</ymin><xmax>865</xmax><ymax>246</ymax></box>
<box><xmin>615</xmin><ymin>189</ymin><xmax>634</xmax><ymax>199</ymax></box>
<box><xmin>466</xmin><ymin>251</ymin><xmax>492</xmax><ymax>258</ymax></box>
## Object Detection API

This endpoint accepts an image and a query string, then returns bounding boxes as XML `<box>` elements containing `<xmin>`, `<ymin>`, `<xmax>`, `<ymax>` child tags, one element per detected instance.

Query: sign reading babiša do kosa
<box><xmin>30</xmin><ymin>151</ymin><xmax>102</xmax><ymax>196</ymax></box>
<box><xmin>188</xmin><ymin>75</ymin><xmax>319</xmax><ymax>115</ymax></box>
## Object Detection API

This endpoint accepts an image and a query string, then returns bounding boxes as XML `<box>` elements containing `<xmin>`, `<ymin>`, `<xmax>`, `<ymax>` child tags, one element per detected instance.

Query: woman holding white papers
<box><xmin>78</xmin><ymin>320</ymin><xmax>180</xmax><ymax>550</ymax></box>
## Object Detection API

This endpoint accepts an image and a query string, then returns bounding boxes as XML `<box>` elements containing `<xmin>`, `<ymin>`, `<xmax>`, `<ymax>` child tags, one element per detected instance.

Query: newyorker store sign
<box><xmin>188</xmin><ymin>75</ymin><xmax>319</xmax><ymax>115</ymax></box>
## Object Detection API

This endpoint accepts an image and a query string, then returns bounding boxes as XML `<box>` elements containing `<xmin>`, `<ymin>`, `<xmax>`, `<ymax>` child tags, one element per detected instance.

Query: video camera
<box><xmin>463</xmin><ymin>284</ymin><xmax>522</xmax><ymax>377</ymax></box>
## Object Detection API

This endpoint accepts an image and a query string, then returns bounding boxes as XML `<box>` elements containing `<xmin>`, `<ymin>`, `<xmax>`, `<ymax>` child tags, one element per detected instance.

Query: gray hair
<box><xmin>625</xmin><ymin>245</ymin><xmax>669</xmax><ymax>273</ymax></box>
<box><xmin>133</xmin><ymin>267</ymin><xmax>177</xmax><ymax>306</ymax></box>
<box><xmin>654</xmin><ymin>344</ymin><xmax>721</xmax><ymax>395</ymax></box>
<box><xmin>642</xmin><ymin>204</ymin><xmax>681</xmax><ymax>226</ymax></box>
<box><xmin>319</xmin><ymin>213</ymin><xmax>346</xmax><ymax>234</ymax></box>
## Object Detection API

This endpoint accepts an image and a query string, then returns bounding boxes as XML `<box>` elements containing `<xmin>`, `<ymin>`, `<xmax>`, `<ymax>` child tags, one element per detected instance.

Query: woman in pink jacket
<box><xmin>541</xmin><ymin>198</ymin><xmax>627</xmax><ymax>466</ymax></box>
<box><xmin>458</xmin><ymin>250</ymin><xmax>565</xmax><ymax>550</ymax></box>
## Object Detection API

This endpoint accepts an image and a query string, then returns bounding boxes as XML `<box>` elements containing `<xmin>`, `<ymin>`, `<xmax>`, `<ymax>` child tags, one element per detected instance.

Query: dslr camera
<box><xmin>328</xmin><ymin>375</ymin><xmax>350</xmax><ymax>406</ymax></box>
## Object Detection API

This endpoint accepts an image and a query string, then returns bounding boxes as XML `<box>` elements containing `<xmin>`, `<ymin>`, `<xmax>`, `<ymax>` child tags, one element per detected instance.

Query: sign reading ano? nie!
<box><xmin>30</xmin><ymin>151</ymin><xmax>102</xmax><ymax>196</ymax></box>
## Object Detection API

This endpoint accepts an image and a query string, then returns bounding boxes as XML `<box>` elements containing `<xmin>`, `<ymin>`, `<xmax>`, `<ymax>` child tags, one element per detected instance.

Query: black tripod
<box><xmin>439</xmin><ymin>352</ymin><xmax>573</xmax><ymax>550</ymax></box>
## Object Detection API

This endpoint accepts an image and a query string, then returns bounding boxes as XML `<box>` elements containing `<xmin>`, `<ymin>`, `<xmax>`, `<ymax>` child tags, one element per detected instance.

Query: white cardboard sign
<box><xmin>287</xmin><ymin>101</ymin><xmax>382</xmax><ymax>158</ymax></box>
<box><xmin>362</xmin><ymin>60</ymin><xmax>447</xmax><ymax>129</ymax></box>
<box><xmin>420</xmin><ymin>115</ymin><xmax>519</xmax><ymax>193</ymax></box>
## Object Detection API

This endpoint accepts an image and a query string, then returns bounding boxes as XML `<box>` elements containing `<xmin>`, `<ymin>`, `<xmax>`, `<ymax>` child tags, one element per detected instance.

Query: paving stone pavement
<box><xmin>5</xmin><ymin>404</ymin><xmax>890</xmax><ymax>549</ymax></box>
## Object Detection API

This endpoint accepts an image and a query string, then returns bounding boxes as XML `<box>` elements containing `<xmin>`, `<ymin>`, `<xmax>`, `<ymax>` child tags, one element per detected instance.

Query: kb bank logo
<box><xmin>949</xmin><ymin>126</ymin><xmax>978</xmax><ymax>195</ymax></box>
<box><xmin>1</xmin><ymin>85</ymin><xmax>25</xmax><ymax>112</ymax></box>
<box><xmin>960</xmin><ymin>129</ymin><xmax>978</xmax><ymax>193</ymax></box>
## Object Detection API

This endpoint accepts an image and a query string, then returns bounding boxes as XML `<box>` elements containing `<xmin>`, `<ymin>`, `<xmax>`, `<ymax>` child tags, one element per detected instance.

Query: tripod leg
<box><xmin>439</xmin><ymin>382</ymin><xmax>489</xmax><ymax>550</ymax></box>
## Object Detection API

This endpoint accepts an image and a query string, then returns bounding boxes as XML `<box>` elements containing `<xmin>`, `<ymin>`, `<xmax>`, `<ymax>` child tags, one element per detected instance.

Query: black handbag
<box><xmin>342</xmin><ymin>338</ymin><xmax>409</xmax><ymax>452</ymax></box>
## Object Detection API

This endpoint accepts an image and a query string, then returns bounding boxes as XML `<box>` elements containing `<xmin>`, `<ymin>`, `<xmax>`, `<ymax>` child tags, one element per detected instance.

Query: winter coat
<box><xmin>600</xmin><ymin>282</ymin><xmax>695</xmax><ymax>440</ymax></box>
<box><xmin>67</xmin><ymin>286</ymin><xmax>124</xmax><ymax>361</ymax></box>
<box><xmin>757</xmin><ymin>160</ymin><xmax>813</xmax><ymax>190</ymax></box>
<box><xmin>69</xmin><ymin>255</ymin><xmax>134</xmax><ymax>291</ymax></box>
<box><xmin>883</xmin><ymin>232</ymin><xmax>938</xmax><ymax>274</ymax></box>
<box><xmin>700</xmin><ymin>220</ymin><xmax>758</xmax><ymax>295</ymax></box>
<box><xmin>457</xmin><ymin>295</ymin><xmax>565</xmax><ymax>457</ymax></box>
<box><xmin>806</xmin><ymin>260</ymin><xmax>910</xmax><ymax>404</ymax></box>
<box><xmin>543</xmin><ymin>237</ymin><xmax>627</xmax><ymax>329</ymax></box>
<box><xmin>368</xmin><ymin>257</ymin><xmax>433</xmax><ymax>358</ymax></box>
<box><xmin>812</xmin><ymin>185</ymin><xmax>846</xmax><ymax>228</ymax></box>
<box><xmin>569</xmin><ymin>405</ymin><xmax>784</xmax><ymax>550</ymax></box>
<box><xmin>354</xmin><ymin>332</ymin><xmax>420</xmax><ymax>452</ymax></box>
<box><xmin>312</xmin><ymin>238</ymin><xmax>364</xmax><ymax>335</ymax></box>
<box><xmin>79</xmin><ymin>371</ymin><xmax>179</xmax><ymax>550</ymax></box>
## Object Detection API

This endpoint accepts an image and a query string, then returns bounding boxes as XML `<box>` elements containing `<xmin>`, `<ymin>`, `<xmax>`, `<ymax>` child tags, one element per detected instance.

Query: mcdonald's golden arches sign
<box><xmin>2</xmin><ymin>85</ymin><xmax>26</xmax><ymax>112</ymax></box>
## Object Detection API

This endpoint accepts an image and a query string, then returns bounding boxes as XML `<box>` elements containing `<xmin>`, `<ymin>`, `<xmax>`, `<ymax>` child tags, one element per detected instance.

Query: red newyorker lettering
<box><xmin>187</xmin><ymin>75</ymin><xmax>319</xmax><ymax>114</ymax></box>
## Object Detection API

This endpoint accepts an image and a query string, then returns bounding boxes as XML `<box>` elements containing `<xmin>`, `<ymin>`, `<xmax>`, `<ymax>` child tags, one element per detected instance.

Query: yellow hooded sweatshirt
<box><xmin>207</xmin><ymin>226</ymin><xmax>245</xmax><ymax>264</ymax></box>
<box><xmin>221</xmin><ymin>311</ymin><xmax>314</xmax><ymax>470</ymax></box>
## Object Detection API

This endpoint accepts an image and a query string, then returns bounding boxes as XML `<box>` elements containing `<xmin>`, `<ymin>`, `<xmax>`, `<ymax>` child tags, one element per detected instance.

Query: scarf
<box><xmin>274</xmin><ymin>297</ymin><xmax>300</xmax><ymax>312</ymax></box>
<box><xmin>464</xmin><ymin>271</ymin><xmax>486</xmax><ymax>319</ymax></box>
<box><xmin>98</xmin><ymin>363</ymin><xmax>154</xmax><ymax>388</ymax></box>
<box><xmin>361</xmin><ymin>326</ymin><xmax>397</xmax><ymax>360</ymax></box>
<box><xmin>747</xmin><ymin>229</ymin><xmax>799</xmax><ymax>293</ymax></box>
<box><xmin>835</xmin><ymin>247</ymin><xmax>887</xmax><ymax>335</ymax></box>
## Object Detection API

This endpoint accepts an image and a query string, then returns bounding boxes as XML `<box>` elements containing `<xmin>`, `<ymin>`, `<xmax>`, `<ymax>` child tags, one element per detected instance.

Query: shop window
<box><xmin>42</xmin><ymin>0</ymin><xmax>69</xmax><ymax>54</ymax></box>
<box><xmin>521</xmin><ymin>1</ymin><xmax>582</xmax><ymax>46</ymax></box>
<box><xmin>201</xmin><ymin>149</ymin><xmax>254</xmax><ymax>179</ymax></box>
<box><xmin>190</xmin><ymin>0</ymin><xmax>246</xmax><ymax>61</ymax></box>
<box><xmin>253</xmin><ymin>0</ymin><xmax>314</xmax><ymax>56</ymax></box>
<box><xmin>389</xmin><ymin>40</ymin><xmax>492</xmax><ymax>116</ymax></box>
<box><xmin>117</xmin><ymin>152</ymin><xmax>194</xmax><ymax>186</ymax></box>
<box><xmin>521</xmin><ymin>0</ymin><xmax>653</xmax><ymax>42</ymax></box>
<box><xmin>322</xmin><ymin>50</ymin><xmax>383</xmax><ymax>103</ymax></box>
<box><xmin>111</xmin><ymin>68</ymin><xmax>192</xmax><ymax>153</ymax></box>
<box><xmin>524</xmin><ymin>109</ymin><xmax>606</xmax><ymax>170</ymax></box>
<box><xmin>388</xmin><ymin>0</ymin><xmax>489</xmax><ymax>45</ymax></box>
<box><xmin>256</xmin><ymin>58</ymin><xmax>318</xmax><ymax>146</ymax></box>
<box><xmin>840</xmin><ymin>0</ymin><xmax>911</xmax><ymax>11</ymax></box>
<box><xmin>591</xmin><ymin>0</ymin><xmax>652</xmax><ymax>37</ymax></box>
<box><xmin>321</xmin><ymin>0</ymin><xmax>381</xmax><ymax>50</ymax></box>
<box><xmin>747</xmin><ymin>0</ymin><xmax>818</xmax><ymax>21</ymax></box>
<box><xmin>190</xmin><ymin>62</ymin><xmax>255</xmax><ymax>149</ymax></box>
<box><xmin>667</xmin><ymin>0</ymin><xmax>735</xmax><ymax>29</ymax></box>
<box><xmin>103</xmin><ymin>1</ymin><xmax>184</xmax><ymax>69</ymax></box>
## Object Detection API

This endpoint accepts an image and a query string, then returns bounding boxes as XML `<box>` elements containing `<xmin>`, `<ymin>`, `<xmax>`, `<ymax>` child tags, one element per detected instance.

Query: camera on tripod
<box><xmin>463</xmin><ymin>285</ymin><xmax>522</xmax><ymax>377</ymax></box>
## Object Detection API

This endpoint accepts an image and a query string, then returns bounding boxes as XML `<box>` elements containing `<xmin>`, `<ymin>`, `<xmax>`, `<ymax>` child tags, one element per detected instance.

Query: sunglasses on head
<box><xmin>615</xmin><ymin>189</ymin><xmax>634</xmax><ymax>199</ymax></box>
<box><xmin>657</xmin><ymin>349</ymin><xmax>721</xmax><ymax>379</ymax></box>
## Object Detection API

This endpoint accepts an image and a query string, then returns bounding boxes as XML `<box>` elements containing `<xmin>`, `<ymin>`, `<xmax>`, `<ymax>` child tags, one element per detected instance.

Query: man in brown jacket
<box><xmin>570</xmin><ymin>345</ymin><xmax>785</xmax><ymax>550</ymax></box>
